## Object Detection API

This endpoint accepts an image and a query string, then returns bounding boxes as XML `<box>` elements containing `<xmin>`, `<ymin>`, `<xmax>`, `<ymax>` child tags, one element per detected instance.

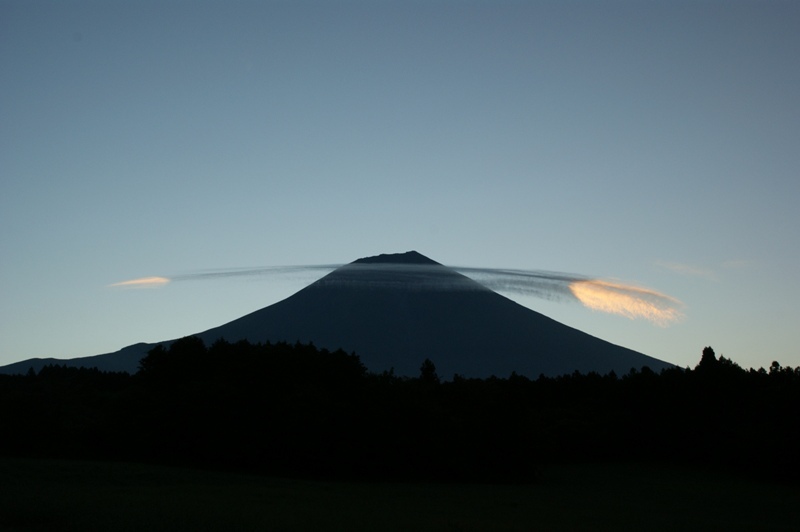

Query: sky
<box><xmin>2</xmin><ymin>0</ymin><xmax>799</xmax><ymax>373</ymax></box>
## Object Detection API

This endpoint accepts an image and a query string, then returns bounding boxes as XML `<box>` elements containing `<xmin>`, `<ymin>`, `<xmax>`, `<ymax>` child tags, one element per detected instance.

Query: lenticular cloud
<box><xmin>108</xmin><ymin>263</ymin><xmax>684</xmax><ymax>326</ymax></box>
<box><xmin>455</xmin><ymin>267</ymin><xmax>683</xmax><ymax>326</ymax></box>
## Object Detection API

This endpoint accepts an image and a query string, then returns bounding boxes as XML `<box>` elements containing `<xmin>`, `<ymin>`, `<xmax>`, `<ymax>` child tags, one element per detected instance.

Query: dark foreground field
<box><xmin>1</xmin><ymin>458</ymin><xmax>798</xmax><ymax>531</ymax></box>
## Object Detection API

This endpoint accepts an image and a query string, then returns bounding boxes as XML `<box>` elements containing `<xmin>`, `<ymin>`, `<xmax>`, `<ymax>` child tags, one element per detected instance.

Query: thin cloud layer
<box><xmin>170</xmin><ymin>265</ymin><xmax>338</xmax><ymax>282</ymax></box>
<box><xmin>655</xmin><ymin>260</ymin><xmax>717</xmax><ymax>280</ymax></box>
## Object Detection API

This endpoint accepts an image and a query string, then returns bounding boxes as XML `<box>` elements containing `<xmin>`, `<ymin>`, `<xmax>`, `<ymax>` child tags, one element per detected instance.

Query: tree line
<box><xmin>0</xmin><ymin>340</ymin><xmax>797</xmax><ymax>483</ymax></box>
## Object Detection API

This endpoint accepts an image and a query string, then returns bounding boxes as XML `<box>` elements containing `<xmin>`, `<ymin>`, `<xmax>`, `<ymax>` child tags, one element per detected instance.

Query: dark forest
<box><xmin>1</xmin><ymin>338</ymin><xmax>798</xmax><ymax>484</ymax></box>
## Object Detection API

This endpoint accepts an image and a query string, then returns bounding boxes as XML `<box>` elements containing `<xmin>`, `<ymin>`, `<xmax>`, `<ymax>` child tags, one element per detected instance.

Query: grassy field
<box><xmin>0</xmin><ymin>457</ymin><xmax>797</xmax><ymax>531</ymax></box>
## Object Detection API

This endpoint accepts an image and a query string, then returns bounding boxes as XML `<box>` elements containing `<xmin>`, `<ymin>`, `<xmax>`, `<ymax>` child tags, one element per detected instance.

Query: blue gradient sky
<box><xmin>2</xmin><ymin>0</ymin><xmax>798</xmax><ymax>372</ymax></box>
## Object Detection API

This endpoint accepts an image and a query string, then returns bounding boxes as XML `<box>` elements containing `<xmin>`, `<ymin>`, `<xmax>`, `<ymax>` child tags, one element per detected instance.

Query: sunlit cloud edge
<box><xmin>108</xmin><ymin>276</ymin><xmax>171</xmax><ymax>288</ymax></box>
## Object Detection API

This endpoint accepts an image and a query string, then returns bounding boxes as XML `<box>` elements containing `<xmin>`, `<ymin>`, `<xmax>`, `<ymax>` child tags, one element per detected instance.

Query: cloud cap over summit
<box><xmin>0</xmin><ymin>251</ymin><xmax>672</xmax><ymax>378</ymax></box>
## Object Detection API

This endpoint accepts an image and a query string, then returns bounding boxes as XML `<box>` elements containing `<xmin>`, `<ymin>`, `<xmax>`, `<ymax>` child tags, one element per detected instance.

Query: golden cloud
<box><xmin>108</xmin><ymin>276</ymin><xmax>171</xmax><ymax>288</ymax></box>
<box><xmin>569</xmin><ymin>279</ymin><xmax>684</xmax><ymax>327</ymax></box>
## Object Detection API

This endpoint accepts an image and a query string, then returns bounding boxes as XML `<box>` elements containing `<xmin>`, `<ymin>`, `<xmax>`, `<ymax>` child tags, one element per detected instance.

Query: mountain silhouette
<box><xmin>0</xmin><ymin>251</ymin><xmax>672</xmax><ymax>377</ymax></box>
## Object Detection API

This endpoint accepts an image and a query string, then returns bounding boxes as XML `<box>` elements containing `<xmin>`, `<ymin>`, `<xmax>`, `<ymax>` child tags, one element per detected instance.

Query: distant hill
<box><xmin>0</xmin><ymin>251</ymin><xmax>672</xmax><ymax>377</ymax></box>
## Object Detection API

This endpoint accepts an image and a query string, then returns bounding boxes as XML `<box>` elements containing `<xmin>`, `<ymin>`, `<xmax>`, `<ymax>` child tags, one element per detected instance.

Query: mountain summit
<box><xmin>0</xmin><ymin>251</ymin><xmax>672</xmax><ymax>377</ymax></box>
<box><xmin>352</xmin><ymin>250</ymin><xmax>441</xmax><ymax>265</ymax></box>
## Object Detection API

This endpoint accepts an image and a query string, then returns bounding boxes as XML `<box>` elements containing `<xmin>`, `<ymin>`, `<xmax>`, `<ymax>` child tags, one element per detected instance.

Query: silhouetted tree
<box><xmin>419</xmin><ymin>358</ymin><xmax>439</xmax><ymax>385</ymax></box>
<box><xmin>697</xmin><ymin>346</ymin><xmax>718</xmax><ymax>371</ymax></box>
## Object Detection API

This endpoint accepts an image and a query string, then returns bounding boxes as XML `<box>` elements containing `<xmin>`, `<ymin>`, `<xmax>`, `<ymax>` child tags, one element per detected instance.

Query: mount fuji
<box><xmin>0</xmin><ymin>251</ymin><xmax>672</xmax><ymax>378</ymax></box>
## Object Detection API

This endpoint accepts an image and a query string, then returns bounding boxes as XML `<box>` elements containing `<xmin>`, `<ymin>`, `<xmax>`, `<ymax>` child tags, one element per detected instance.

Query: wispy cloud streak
<box><xmin>455</xmin><ymin>267</ymin><xmax>584</xmax><ymax>302</ymax></box>
<box><xmin>655</xmin><ymin>260</ymin><xmax>717</xmax><ymax>280</ymax></box>
<box><xmin>170</xmin><ymin>265</ymin><xmax>339</xmax><ymax>282</ymax></box>
<box><xmin>109</xmin><ymin>266</ymin><xmax>337</xmax><ymax>288</ymax></box>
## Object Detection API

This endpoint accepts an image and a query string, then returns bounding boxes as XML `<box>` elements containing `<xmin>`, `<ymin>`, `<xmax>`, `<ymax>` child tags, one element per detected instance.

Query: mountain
<box><xmin>0</xmin><ymin>251</ymin><xmax>672</xmax><ymax>377</ymax></box>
